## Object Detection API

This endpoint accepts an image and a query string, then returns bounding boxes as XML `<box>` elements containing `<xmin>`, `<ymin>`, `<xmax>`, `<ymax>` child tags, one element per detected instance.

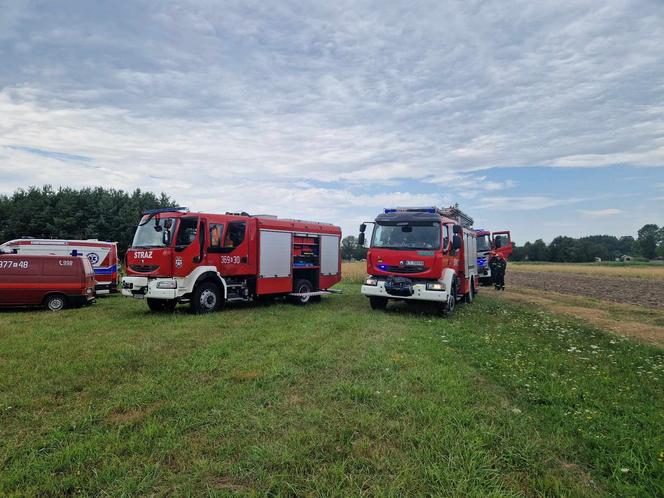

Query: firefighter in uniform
<box><xmin>489</xmin><ymin>252</ymin><xmax>507</xmax><ymax>290</ymax></box>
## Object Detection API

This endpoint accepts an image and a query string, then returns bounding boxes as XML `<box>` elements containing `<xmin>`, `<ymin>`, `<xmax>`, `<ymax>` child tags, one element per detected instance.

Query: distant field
<box><xmin>511</xmin><ymin>261</ymin><xmax>664</xmax><ymax>280</ymax></box>
<box><xmin>0</xmin><ymin>274</ymin><xmax>662</xmax><ymax>495</ymax></box>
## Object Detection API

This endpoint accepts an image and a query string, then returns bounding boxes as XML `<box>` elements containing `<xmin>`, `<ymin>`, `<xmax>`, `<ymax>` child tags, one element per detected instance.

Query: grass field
<box><xmin>1</xmin><ymin>271</ymin><xmax>663</xmax><ymax>496</ymax></box>
<box><xmin>510</xmin><ymin>261</ymin><xmax>664</xmax><ymax>280</ymax></box>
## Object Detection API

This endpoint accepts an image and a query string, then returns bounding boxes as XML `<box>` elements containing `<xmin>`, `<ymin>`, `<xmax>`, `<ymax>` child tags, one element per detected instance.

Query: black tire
<box><xmin>45</xmin><ymin>294</ymin><xmax>67</xmax><ymax>311</ymax></box>
<box><xmin>147</xmin><ymin>298</ymin><xmax>177</xmax><ymax>313</ymax></box>
<box><xmin>290</xmin><ymin>279</ymin><xmax>313</xmax><ymax>305</ymax></box>
<box><xmin>440</xmin><ymin>288</ymin><xmax>456</xmax><ymax>317</ymax></box>
<box><xmin>464</xmin><ymin>280</ymin><xmax>475</xmax><ymax>304</ymax></box>
<box><xmin>191</xmin><ymin>282</ymin><xmax>222</xmax><ymax>314</ymax></box>
<box><xmin>369</xmin><ymin>296</ymin><xmax>388</xmax><ymax>310</ymax></box>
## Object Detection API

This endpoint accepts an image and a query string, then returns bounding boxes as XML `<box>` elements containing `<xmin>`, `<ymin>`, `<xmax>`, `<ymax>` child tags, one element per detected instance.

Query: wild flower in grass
<box><xmin>620</xmin><ymin>468</ymin><xmax>630</xmax><ymax>473</ymax></box>
<box><xmin>511</xmin><ymin>408</ymin><xmax>521</xmax><ymax>415</ymax></box>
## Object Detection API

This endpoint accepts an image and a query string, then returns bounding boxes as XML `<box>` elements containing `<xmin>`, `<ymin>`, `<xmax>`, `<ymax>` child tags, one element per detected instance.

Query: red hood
<box><xmin>125</xmin><ymin>247</ymin><xmax>173</xmax><ymax>277</ymax></box>
<box><xmin>367</xmin><ymin>248</ymin><xmax>443</xmax><ymax>279</ymax></box>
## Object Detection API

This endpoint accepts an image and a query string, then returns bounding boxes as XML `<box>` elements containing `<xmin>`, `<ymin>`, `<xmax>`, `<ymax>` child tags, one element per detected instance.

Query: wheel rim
<box><xmin>298</xmin><ymin>285</ymin><xmax>310</xmax><ymax>303</ymax></box>
<box><xmin>48</xmin><ymin>298</ymin><xmax>64</xmax><ymax>311</ymax></box>
<box><xmin>448</xmin><ymin>294</ymin><xmax>455</xmax><ymax>312</ymax></box>
<box><xmin>199</xmin><ymin>289</ymin><xmax>217</xmax><ymax>310</ymax></box>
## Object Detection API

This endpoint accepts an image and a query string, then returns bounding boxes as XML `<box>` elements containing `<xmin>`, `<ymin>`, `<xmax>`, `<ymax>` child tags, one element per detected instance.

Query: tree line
<box><xmin>511</xmin><ymin>225</ymin><xmax>664</xmax><ymax>262</ymax></box>
<box><xmin>340</xmin><ymin>225</ymin><xmax>664</xmax><ymax>262</ymax></box>
<box><xmin>0</xmin><ymin>186</ymin><xmax>177</xmax><ymax>255</ymax></box>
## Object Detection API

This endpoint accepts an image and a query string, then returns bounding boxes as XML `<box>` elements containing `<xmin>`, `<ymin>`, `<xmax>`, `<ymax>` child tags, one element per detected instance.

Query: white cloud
<box><xmin>578</xmin><ymin>208</ymin><xmax>624</xmax><ymax>217</ymax></box>
<box><xmin>0</xmin><ymin>0</ymin><xmax>663</xmax><ymax>241</ymax></box>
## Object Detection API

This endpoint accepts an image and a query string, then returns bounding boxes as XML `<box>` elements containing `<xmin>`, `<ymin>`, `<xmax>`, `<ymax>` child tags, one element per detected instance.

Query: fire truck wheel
<box><xmin>147</xmin><ymin>298</ymin><xmax>177</xmax><ymax>313</ymax></box>
<box><xmin>45</xmin><ymin>294</ymin><xmax>67</xmax><ymax>311</ymax></box>
<box><xmin>369</xmin><ymin>296</ymin><xmax>388</xmax><ymax>310</ymax></box>
<box><xmin>291</xmin><ymin>279</ymin><xmax>313</xmax><ymax>305</ymax></box>
<box><xmin>464</xmin><ymin>281</ymin><xmax>475</xmax><ymax>303</ymax></box>
<box><xmin>441</xmin><ymin>289</ymin><xmax>456</xmax><ymax>317</ymax></box>
<box><xmin>191</xmin><ymin>282</ymin><xmax>222</xmax><ymax>314</ymax></box>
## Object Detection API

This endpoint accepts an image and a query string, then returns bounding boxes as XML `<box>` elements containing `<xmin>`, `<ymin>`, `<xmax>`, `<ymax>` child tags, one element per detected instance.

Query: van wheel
<box><xmin>290</xmin><ymin>279</ymin><xmax>313</xmax><ymax>305</ymax></box>
<box><xmin>147</xmin><ymin>298</ymin><xmax>177</xmax><ymax>313</ymax></box>
<box><xmin>464</xmin><ymin>281</ymin><xmax>475</xmax><ymax>303</ymax></box>
<box><xmin>440</xmin><ymin>289</ymin><xmax>456</xmax><ymax>317</ymax></box>
<box><xmin>191</xmin><ymin>282</ymin><xmax>222</xmax><ymax>314</ymax></box>
<box><xmin>45</xmin><ymin>294</ymin><xmax>67</xmax><ymax>311</ymax></box>
<box><xmin>369</xmin><ymin>296</ymin><xmax>388</xmax><ymax>310</ymax></box>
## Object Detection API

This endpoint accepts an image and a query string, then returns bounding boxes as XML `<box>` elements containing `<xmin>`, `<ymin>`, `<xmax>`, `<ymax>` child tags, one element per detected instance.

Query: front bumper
<box><xmin>361</xmin><ymin>280</ymin><xmax>449</xmax><ymax>302</ymax></box>
<box><xmin>121</xmin><ymin>276</ymin><xmax>179</xmax><ymax>300</ymax></box>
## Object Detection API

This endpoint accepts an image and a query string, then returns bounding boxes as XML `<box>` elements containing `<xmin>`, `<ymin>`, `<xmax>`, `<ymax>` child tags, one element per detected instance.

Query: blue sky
<box><xmin>0</xmin><ymin>0</ymin><xmax>662</xmax><ymax>243</ymax></box>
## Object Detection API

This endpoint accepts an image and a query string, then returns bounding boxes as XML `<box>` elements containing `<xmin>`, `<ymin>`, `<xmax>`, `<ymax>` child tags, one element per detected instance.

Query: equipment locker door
<box><xmin>257</xmin><ymin>230</ymin><xmax>292</xmax><ymax>295</ymax></box>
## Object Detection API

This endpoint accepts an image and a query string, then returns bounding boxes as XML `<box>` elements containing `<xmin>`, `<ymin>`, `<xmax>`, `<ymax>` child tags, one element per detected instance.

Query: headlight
<box><xmin>156</xmin><ymin>280</ymin><xmax>177</xmax><ymax>289</ymax></box>
<box><xmin>364</xmin><ymin>277</ymin><xmax>378</xmax><ymax>286</ymax></box>
<box><xmin>426</xmin><ymin>282</ymin><xmax>445</xmax><ymax>291</ymax></box>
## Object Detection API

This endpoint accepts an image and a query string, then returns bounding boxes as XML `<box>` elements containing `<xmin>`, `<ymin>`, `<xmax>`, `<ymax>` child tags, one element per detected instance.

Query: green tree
<box><xmin>636</xmin><ymin>224</ymin><xmax>659</xmax><ymax>259</ymax></box>
<box><xmin>0</xmin><ymin>186</ymin><xmax>177</xmax><ymax>255</ymax></box>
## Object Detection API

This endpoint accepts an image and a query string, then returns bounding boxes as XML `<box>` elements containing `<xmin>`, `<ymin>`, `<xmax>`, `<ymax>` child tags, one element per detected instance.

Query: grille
<box><xmin>130</xmin><ymin>264</ymin><xmax>159</xmax><ymax>273</ymax></box>
<box><xmin>383</xmin><ymin>265</ymin><xmax>427</xmax><ymax>274</ymax></box>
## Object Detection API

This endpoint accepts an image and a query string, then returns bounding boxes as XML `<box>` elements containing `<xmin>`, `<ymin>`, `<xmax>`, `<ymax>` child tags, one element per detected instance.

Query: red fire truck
<box><xmin>1</xmin><ymin>238</ymin><xmax>119</xmax><ymax>293</ymax></box>
<box><xmin>475</xmin><ymin>229</ymin><xmax>512</xmax><ymax>285</ymax></box>
<box><xmin>359</xmin><ymin>206</ymin><xmax>478</xmax><ymax>316</ymax></box>
<box><xmin>122</xmin><ymin>208</ymin><xmax>342</xmax><ymax>313</ymax></box>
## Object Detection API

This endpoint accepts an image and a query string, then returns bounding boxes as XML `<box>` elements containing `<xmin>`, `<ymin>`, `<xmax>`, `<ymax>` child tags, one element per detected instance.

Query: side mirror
<box><xmin>358</xmin><ymin>232</ymin><xmax>365</xmax><ymax>246</ymax></box>
<box><xmin>452</xmin><ymin>224</ymin><xmax>462</xmax><ymax>234</ymax></box>
<box><xmin>452</xmin><ymin>234</ymin><xmax>462</xmax><ymax>251</ymax></box>
<box><xmin>162</xmin><ymin>229</ymin><xmax>171</xmax><ymax>246</ymax></box>
<box><xmin>359</xmin><ymin>223</ymin><xmax>367</xmax><ymax>233</ymax></box>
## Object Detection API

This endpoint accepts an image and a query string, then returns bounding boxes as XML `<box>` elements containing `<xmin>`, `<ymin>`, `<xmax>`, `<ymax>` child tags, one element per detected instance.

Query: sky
<box><xmin>0</xmin><ymin>0</ymin><xmax>663</xmax><ymax>244</ymax></box>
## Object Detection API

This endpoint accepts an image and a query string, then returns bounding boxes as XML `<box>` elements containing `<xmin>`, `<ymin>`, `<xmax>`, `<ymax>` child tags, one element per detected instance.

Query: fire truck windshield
<box><xmin>477</xmin><ymin>234</ymin><xmax>491</xmax><ymax>252</ymax></box>
<box><xmin>371</xmin><ymin>223</ymin><xmax>440</xmax><ymax>250</ymax></box>
<box><xmin>132</xmin><ymin>217</ymin><xmax>176</xmax><ymax>248</ymax></box>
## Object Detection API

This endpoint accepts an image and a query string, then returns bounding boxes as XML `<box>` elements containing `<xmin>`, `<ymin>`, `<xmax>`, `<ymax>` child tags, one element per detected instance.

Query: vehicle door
<box><xmin>173</xmin><ymin>217</ymin><xmax>204</xmax><ymax>277</ymax></box>
<box><xmin>208</xmin><ymin>221</ymin><xmax>252</xmax><ymax>277</ymax></box>
<box><xmin>492</xmin><ymin>231</ymin><xmax>512</xmax><ymax>258</ymax></box>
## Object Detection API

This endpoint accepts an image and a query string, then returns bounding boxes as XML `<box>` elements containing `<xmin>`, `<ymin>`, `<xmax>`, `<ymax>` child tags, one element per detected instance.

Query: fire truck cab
<box><xmin>476</xmin><ymin>229</ymin><xmax>512</xmax><ymax>285</ymax></box>
<box><xmin>359</xmin><ymin>206</ymin><xmax>478</xmax><ymax>316</ymax></box>
<box><xmin>121</xmin><ymin>208</ymin><xmax>341</xmax><ymax>313</ymax></box>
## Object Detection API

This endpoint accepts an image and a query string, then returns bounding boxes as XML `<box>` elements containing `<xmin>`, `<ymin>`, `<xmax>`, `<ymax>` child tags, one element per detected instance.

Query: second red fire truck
<box><xmin>475</xmin><ymin>229</ymin><xmax>512</xmax><ymax>285</ymax></box>
<box><xmin>122</xmin><ymin>208</ymin><xmax>341</xmax><ymax>313</ymax></box>
<box><xmin>359</xmin><ymin>206</ymin><xmax>478</xmax><ymax>316</ymax></box>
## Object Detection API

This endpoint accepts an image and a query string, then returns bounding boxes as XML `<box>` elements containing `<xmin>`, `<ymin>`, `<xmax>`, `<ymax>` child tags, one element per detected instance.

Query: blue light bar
<box><xmin>142</xmin><ymin>206</ymin><xmax>188</xmax><ymax>215</ymax></box>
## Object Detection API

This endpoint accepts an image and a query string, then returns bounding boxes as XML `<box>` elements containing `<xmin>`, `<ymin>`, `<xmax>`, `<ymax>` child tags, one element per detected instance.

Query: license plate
<box><xmin>404</xmin><ymin>260</ymin><xmax>424</xmax><ymax>266</ymax></box>
<box><xmin>133</xmin><ymin>293</ymin><xmax>145</xmax><ymax>299</ymax></box>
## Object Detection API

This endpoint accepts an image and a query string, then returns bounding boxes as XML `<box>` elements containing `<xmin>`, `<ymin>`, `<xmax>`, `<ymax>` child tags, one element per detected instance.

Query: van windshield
<box><xmin>371</xmin><ymin>222</ymin><xmax>440</xmax><ymax>250</ymax></box>
<box><xmin>132</xmin><ymin>217</ymin><xmax>176</xmax><ymax>248</ymax></box>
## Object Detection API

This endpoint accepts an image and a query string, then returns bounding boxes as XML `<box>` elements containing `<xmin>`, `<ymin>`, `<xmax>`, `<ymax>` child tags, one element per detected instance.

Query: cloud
<box><xmin>578</xmin><ymin>208</ymin><xmax>624</xmax><ymax>217</ymax></box>
<box><xmin>0</xmin><ymin>0</ymin><xmax>662</xmax><ymax>242</ymax></box>
<box><xmin>477</xmin><ymin>195</ymin><xmax>583</xmax><ymax>211</ymax></box>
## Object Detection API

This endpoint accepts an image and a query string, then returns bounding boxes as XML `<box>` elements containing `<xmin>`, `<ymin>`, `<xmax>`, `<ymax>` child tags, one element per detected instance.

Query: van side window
<box><xmin>208</xmin><ymin>224</ymin><xmax>224</xmax><ymax>252</ymax></box>
<box><xmin>224</xmin><ymin>222</ymin><xmax>246</xmax><ymax>249</ymax></box>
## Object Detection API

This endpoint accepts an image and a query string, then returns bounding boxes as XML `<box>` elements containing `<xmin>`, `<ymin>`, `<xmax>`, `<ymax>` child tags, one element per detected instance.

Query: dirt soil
<box><xmin>506</xmin><ymin>270</ymin><xmax>664</xmax><ymax>309</ymax></box>
<box><xmin>494</xmin><ymin>287</ymin><xmax>664</xmax><ymax>347</ymax></box>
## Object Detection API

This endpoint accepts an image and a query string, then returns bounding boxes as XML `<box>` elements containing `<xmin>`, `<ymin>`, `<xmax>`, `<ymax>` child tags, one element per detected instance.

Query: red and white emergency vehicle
<box><xmin>359</xmin><ymin>206</ymin><xmax>478</xmax><ymax>316</ymax></box>
<box><xmin>0</xmin><ymin>238</ymin><xmax>119</xmax><ymax>293</ymax></box>
<box><xmin>121</xmin><ymin>208</ymin><xmax>342</xmax><ymax>313</ymax></box>
<box><xmin>475</xmin><ymin>229</ymin><xmax>512</xmax><ymax>285</ymax></box>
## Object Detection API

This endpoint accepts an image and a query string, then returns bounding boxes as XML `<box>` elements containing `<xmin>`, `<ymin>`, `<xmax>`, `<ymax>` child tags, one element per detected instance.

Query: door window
<box><xmin>208</xmin><ymin>224</ymin><xmax>224</xmax><ymax>252</ymax></box>
<box><xmin>223</xmin><ymin>222</ymin><xmax>246</xmax><ymax>249</ymax></box>
<box><xmin>175</xmin><ymin>217</ymin><xmax>198</xmax><ymax>251</ymax></box>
